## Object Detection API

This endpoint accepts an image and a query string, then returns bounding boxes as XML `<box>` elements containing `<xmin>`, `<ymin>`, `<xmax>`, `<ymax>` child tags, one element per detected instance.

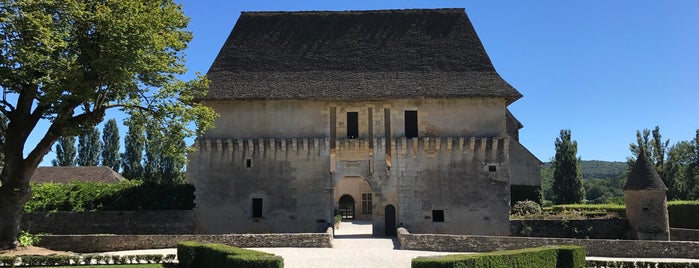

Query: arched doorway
<box><xmin>338</xmin><ymin>194</ymin><xmax>355</xmax><ymax>219</ymax></box>
<box><xmin>385</xmin><ymin>205</ymin><xmax>396</xmax><ymax>236</ymax></box>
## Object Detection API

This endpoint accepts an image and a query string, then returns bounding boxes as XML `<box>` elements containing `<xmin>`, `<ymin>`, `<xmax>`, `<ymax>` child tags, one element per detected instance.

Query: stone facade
<box><xmin>187</xmin><ymin>9</ymin><xmax>541</xmax><ymax>236</ymax></box>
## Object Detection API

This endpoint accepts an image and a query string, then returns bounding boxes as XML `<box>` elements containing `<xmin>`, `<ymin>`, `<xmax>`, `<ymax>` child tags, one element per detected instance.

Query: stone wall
<box><xmin>39</xmin><ymin>228</ymin><xmax>333</xmax><ymax>253</ymax></box>
<box><xmin>671</xmin><ymin>228</ymin><xmax>699</xmax><ymax>241</ymax></box>
<box><xmin>397</xmin><ymin>228</ymin><xmax>699</xmax><ymax>258</ymax></box>
<box><xmin>510</xmin><ymin>219</ymin><xmax>629</xmax><ymax>239</ymax></box>
<box><xmin>22</xmin><ymin>210</ymin><xmax>194</xmax><ymax>235</ymax></box>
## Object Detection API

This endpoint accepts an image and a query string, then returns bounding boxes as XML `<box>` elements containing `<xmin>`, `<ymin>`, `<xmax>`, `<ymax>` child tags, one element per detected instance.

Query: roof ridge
<box><xmin>241</xmin><ymin>8</ymin><xmax>465</xmax><ymax>15</ymax></box>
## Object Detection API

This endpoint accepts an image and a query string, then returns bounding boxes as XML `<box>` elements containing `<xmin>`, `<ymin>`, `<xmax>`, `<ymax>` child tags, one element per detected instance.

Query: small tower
<box><xmin>624</xmin><ymin>149</ymin><xmax>670</xmax><ymax>240</ymax></box>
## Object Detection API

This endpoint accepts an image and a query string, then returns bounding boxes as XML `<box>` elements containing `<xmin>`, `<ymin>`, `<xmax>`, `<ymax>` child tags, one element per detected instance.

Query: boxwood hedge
<box><xmin>411</xmin><ymin>245</ymin><xmax>585</xmax><ymax>268</ymax></box>
<box><xmin>177</xmin><ymin>241</ymin><xmax>283</xmax><ymax>268</ymax></box>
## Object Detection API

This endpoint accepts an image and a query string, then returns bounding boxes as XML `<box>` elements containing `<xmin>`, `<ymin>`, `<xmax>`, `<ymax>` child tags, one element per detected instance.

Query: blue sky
<box><xmin>30</xmin><ymin>1</ymin><xmax>699</xmax><ymax>165</ymax></box>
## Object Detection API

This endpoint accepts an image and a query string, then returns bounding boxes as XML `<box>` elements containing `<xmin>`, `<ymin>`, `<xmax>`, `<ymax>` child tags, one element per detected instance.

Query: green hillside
<box><xmin>543</xmin><ymin>160</ymin><xmax>627</xmax><ymax>179</ymax></box>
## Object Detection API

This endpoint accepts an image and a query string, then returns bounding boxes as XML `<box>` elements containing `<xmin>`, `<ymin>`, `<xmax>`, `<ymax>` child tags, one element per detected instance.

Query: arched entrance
<box><xmin>338</xmin><ymin>194</ymin><xmax>355</xmax><ymax>219</ymax></box>
<box><xmin>385</xmin><ymin>205</ymin><xmax>396</xmax><ymax>236</ymax></box>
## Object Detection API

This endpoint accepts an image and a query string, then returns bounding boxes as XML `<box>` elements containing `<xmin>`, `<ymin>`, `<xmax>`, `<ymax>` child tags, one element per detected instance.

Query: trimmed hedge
<box><xmin>25</xmin><ymin>181</ymin><xmax>194</xmax><ymax>212</ymax></box>
<box><xmin>0</xmin><ymin>253</ymin><xmax>174</xmax><ymax>266</ymax></box>
<box><xmin>411</xmin><ymin>245</ymin><xmax>585</xmax><ymax>268</ymax></box>
<box><xmin>587</xmin><ymin>260</ymin><xmax>699</xmax><ymax>268</ymax></box>
<box><xmin>177</xmin><ymin>241</ymin><xmax>283</xmax><ymax>268</ymax></box>
<box><xmin>668</xmin><ymin>200</ymin><xmax>699</xmax><ymax>229</ymax></box>
<box><xmin>551</xmin><ymin>204</ymin><xmax>626</xmax><ymax>218</ymax></box>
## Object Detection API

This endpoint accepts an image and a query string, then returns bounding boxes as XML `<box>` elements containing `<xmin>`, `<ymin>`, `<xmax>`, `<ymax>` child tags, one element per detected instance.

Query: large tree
<box><xmin>551</xmin><ymin>129</ymin><xmax>585</xmax><ymax>204</ymax></box>
<box><xmin>121</xmin><ymin>116</ymin><xmax>145</xmax><ymax>180</ymax></box>
<box><xmin>77</xmin><ymin>126</ymin><xmax>101</xmax><ymax>166</ymax></box>
<box><xmin>0</xmin><ymin>114</ymin><xmax>6</xmax><ymax>167</ymax></box>
<box><xmin>0</xmin><ymin>0</ymin><xmax>216</xmax><ymax>249</ymax></box>
<box><xmin>51</xmin><ymin>136</ymin><xmax>76</xmax><ymax>166</ymax></box>
<box><xmin>101</xmin><ymin>119</ymin><xmax>120</xmax><ymax>171</ymax></box>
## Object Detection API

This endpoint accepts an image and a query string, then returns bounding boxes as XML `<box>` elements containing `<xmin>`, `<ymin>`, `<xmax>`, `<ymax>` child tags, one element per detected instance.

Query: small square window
<box><xmin>246</xmin><ymin>159</ymin><xmax>252</xmax><ymax>168</ymax></box>
<box><xmin>488</xmin><ymin>165</ymin><xmax>497</xmax><ymax>172</ymax></box>
<box><xmin>432</xmin><ymin>210</ymin><xmax>445</xmax><ymax>222</ymax></box>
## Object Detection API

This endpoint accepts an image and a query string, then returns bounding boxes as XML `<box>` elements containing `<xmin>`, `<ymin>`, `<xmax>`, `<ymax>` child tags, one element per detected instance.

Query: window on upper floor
<box><xmin>405</xmin><ymin>110</ymin><xmax>418</xmax><ymax>138</ymax></box>
<box><xmin>347</xmin><ymin>112</ymin><xmax>358</xmax><ymax>139</ymax></box>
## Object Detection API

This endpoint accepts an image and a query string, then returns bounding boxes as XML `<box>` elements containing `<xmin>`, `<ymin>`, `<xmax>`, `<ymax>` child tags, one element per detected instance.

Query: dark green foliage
<box><xmin>411</xmin><ymin>245</ymin><xmax>585</xmax><ymax>268</ymax></box>
<box><xmin>542</xmin><ymin>161</ymin><xmax>627</xmax><ymax>180</ymax></box>
<box><xmin>101</xmin><ymin>119</ymin><xmax>121</xmax><ymax>172</ymax></box>
<box><xmin>0</xmin><ymin>255</ymin><xmax>16</xmax><ymax>266</ymax></box>
<box><xmin>552</xmin><ymin>130</ymin><xmax>585</xmax><ymax>204</ymax></box>
<box><xmin>587</xmin><ymin>260</ymin><xmax>699</xmax><ymax>268</ymax></box>
<box><xmin>78</xmin><ymin>127</ymin><xmax>102</xmax><ymax>166</ymax></box>
<box><xmin>52</xmin><ymin>136</ymin><xmax>77</xmax><ymax>167</ymax></box>
<box><xmin>668</xmin><ymin>201</ymin><xmax>699</xmax><ymax>229</ymax></box>
<box><xmin>177</xmin><ymin>241</ymin><xmax>283</xmax><ymax>268</ymax></box>
<box><xmin>144</xmin><ymin>126</ymin><xmax>187</xmax><ymax>184</ymax></box>
<box><xmin>24</xmin><ymin>181</ymin><xmax>194</xmax><ymax>212</ymax></box>
<box><xmin>122</xmin><ymin>117</ymin><xmax>146</xmax><ymax>180</ymax></box>
<box><xmin>551</xmin><ymin>204</ymin><xmax>626</xmax><ymax>218</ymax></box>
<box><xmin>511</xmin><ymin>185</ymin><xmax>541</xmax><ymax>205</ymax></box>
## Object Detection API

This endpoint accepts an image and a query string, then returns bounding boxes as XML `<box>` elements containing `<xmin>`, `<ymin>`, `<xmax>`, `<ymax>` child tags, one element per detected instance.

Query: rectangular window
<box><xmin>405</xmin><ymin>110</ymin><xmax>418</xmax><ymax>138</ymax></box>
<box><xmin>246</xmin><ymin>158</ymin><xmax>252</xmax><ymax>168</ymax></box>
<box><xmin>252</xmin><ymin>198</ymin><xmax>263</xmax><ymax>218</ymax></box>
<box><xmin>347</xmin><ymin>112</ymin><xmax>358</xmax><ymax>139</ymax></box>
<box><xmin>362</xmin><ymin>193</ymin><xmax>372</xmax><ymax>214</ymax></box>
<box><xmin>432</xmin><ymin>210</ymin><xmax>444</xmax><ymax>222</ymax></box>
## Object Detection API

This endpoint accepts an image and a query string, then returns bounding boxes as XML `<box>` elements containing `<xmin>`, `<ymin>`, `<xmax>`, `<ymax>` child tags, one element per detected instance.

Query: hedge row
<box><xmin>668</xmin><ymin>200</ymin><xmax>699</xmax><ymax>229</ymax></box>
<box><xmin>588</xmin><ymin>260</ymin><xmax>699</xmax><ymax>268</ymax></box>
<box><xmin>411</xmin><ymin>245</ymin><xmax>585</xmax><ymax>268</ymax></box>
<box><xmin>0</xmin><ymin>254</ymin><xmax>174</xmax><ymax>266</ymax></box>
<box><xmin>25</xmin><ymin>180</ymin><xmax>194</xmax><ymax>212</ymax></box>
<box><xmin>551</xmin><ymin>201</ymin><xmax>699</xmax><ymax>229</ymax></box>
<box><xmin>177</xmin><ymin>241</ymin><xmax>283</xmax><ymax>268</ymax></box>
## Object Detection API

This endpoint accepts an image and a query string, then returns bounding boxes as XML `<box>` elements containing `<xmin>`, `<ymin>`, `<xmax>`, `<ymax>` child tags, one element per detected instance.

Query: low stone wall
<box><xmin>511</xmin><ymin>219</ymin><xmax>629</xmax><ymax>239</ymax></box>
<box><xmin>672</xmin><ymin>228</ymin><xmax>699</xmax><ymax>241</ymax></box>
<box><xmin>22</xmin><ymin>210</ymin><xmax>195</xmax><ymax>234</ymax></box>
<box><xmin>397</xmin><ymin>228</ymin><xmax>699</xmax><ymax>258</ymax></box>
<box><xmin>39</xmin><ymin>232</ymin><xmax>333</xmax><ymax>253</ymax></box>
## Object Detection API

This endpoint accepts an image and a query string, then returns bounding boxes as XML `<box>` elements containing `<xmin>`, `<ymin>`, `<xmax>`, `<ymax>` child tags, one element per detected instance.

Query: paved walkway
<box><xmin>99</xmin><ymin>221</ymin><xmax>699</xmax><ymax>268</ymax></box>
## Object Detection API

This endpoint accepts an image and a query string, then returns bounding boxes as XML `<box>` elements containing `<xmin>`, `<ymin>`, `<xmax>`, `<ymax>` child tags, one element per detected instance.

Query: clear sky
<box><xmin>30</xmin><ymin>0</ymin><xmax>699</xmax><ymax>165</ymax></box>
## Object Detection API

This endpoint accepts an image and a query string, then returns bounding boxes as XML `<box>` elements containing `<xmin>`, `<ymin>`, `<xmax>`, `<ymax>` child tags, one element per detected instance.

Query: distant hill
<box><xmin>543</xmin><ymin>160</ymin><xmax>627</xmax><ymax>179</ymax></box>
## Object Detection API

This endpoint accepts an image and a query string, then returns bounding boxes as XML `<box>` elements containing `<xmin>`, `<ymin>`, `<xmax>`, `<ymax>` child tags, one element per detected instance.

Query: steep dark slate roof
<box><xmin>204</xmin><ymin>8</ymin><xmax>522</xmax><ymax>103</ymax></box>
<box><xmin>31</xmin><ymin>166</ymin><xmax>126</xmax><ymax>184</ymax></box>
<box><xmin>624</xmin><ymin>149</ymin><xmax>668</xmax><ymax>191</ymax></box>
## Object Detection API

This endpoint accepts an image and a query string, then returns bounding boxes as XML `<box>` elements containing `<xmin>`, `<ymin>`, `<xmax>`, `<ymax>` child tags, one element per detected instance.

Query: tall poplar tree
<box><xmin>101</xmin><ymin>119</ymin><xmax>121</xmax><ymax>171</ymax></box>
<box><xmin>122</xmin><ymin>117</ymin><xmax>145</xmax><ymax>180</ymax></box>
<box><xmin>551</xmin><ymin>129</ymin><xmax>585</xmax><ymax>204</ymax></box>
<box><xmin>51</xmin><ymin>136</ymin><xmax>77</xmax><ymax>166</ymax></box>
<box><xmin>77</xmin><ymin>127</ymin><xmax>101</xmax><ymax>166</ymax></box>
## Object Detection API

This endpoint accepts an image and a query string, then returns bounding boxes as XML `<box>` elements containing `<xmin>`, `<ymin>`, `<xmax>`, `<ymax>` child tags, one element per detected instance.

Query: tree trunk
<box><xmin>0</xmin><ymin>170</ymin><xmax>32</xmax><ymax>250</ymax></box>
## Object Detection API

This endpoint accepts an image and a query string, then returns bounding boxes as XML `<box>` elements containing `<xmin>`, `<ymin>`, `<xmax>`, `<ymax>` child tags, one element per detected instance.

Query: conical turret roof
<box><xmin>624</xmin><ymin>148</ymin><xmax>668</xmax><ymax>191</ymax></box>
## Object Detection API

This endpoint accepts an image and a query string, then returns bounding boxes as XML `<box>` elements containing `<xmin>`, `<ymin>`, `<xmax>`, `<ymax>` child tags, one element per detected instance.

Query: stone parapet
<box><xmin>397</xmin><ymin>228</ymin><xmax>699</xmax><ymax>258</ymax></box>
<box><xmin>39</xmin><ymin>232</ymin><xmax>332</xmax><ymax>253</ymax></box>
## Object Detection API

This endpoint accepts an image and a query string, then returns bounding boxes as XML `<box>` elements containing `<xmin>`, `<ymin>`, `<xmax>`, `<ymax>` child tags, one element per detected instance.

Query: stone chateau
<box><xmin>186</xmin><ymin>8</ymin><xmax>541</xmax><ymax>236</ymax></box>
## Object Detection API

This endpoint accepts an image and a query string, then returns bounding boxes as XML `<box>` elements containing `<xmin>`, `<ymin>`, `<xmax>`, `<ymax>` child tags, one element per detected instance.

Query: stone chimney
<box><xmin>624</xmin><ymin>148</ymin><xmax>670</xmax><ymax>240</ymax></box>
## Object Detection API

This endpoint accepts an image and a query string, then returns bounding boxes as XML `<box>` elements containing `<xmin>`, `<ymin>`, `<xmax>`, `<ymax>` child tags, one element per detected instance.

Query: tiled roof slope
<box><xmin>31</xmin><ymin>166</ymin><xmax>126</xmax><ymax>184</ymax></box>
<box><xmin>624</xmin><ymin>149</ymin><xmax>668</xmax><ymax>191</ymax></box>
<box><xmin>203</xmin><ymin>8</ymin><xmax>522</xmax><ymax>103</ymax></box>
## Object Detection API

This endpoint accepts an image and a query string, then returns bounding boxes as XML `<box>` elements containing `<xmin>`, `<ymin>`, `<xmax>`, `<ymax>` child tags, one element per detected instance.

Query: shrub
<box><xmin>587</xmin><ymin>260</ymin><xmax>699</xmax><ymax>268</ymax></box>
<box><xmin>18</xmin><ymin>230</ymin><xmax>41</xmax><ymax>247</ymax></box>
<box><xmin>177</xmin><ymin>241</ymin><xmax>283</xmax><ymax>268</ymax></box>
<box><xmin>512</xmin><ymin>200</ymin><xmax>543</xmax><ymax>216</ymax></box>
<box><xmin>0</xmin><ymin>256</ymin><xmax>17</xmax><ymax>266</ymax></box>
<box><xmin>25</xmin><ymin>180</ymin><xmax>194</xmax><ymax>212</ymax></box>
<box><xmin>412</xmin><ymin>245</ymin><xmax>585</xmax><ymax>268</ymax></box>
